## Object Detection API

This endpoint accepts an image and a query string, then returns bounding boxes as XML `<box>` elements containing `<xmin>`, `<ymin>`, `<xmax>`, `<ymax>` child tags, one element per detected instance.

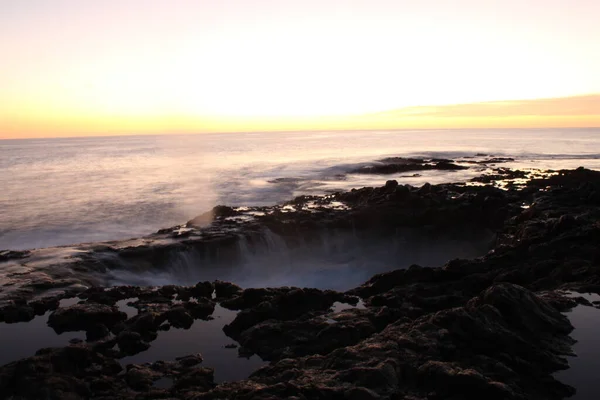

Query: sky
<box><xmin>1</xmin><ymin>0</ymin><xmax>599</xmax><ymax>139</ymax></box>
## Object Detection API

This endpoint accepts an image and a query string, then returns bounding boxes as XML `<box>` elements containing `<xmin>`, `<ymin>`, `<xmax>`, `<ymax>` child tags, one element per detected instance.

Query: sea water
<box><xmin>1</xmin><ymin>128</ymin><xmax>599</xmax><ymax>250</ymax></box>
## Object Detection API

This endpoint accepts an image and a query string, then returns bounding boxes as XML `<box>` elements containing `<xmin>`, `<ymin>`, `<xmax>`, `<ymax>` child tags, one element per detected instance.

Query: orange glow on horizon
<box><xmin>1</xmin><ymin>94</ymin><xmax>599</xmax><ymax>140</ymax></box>
<box><xmin>1</xmin><ymin>1</ymin><xmax>600</xmax><ymax>139</ymax></box>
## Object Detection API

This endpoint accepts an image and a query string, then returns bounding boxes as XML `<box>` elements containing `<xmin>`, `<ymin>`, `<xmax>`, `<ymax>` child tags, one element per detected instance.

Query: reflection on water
<box><xmin>331</xmin><ymin>300</ymin><xmax>366</xmax><ymax>313</ymax></box>
<box><xmin>120</xmin><ymin>305</ymin><xmax>267</xmax><ymax>383</ymax></box>
<box><xmin>555</xmin><ymin>292</ymin><xmax>600</xmax><ymax>400</ymax></box>
<box><xmin>0</xmin><ymin>312</ymin><xmax>85</xmax><ymax>367</ymax></box>
<box><xmin>115</xmin><ymin>298</ymin><xmax>139</xmax><ymax>318</ymax></box>
<box><xmin>0</xmin><ymin>302</ymin><xmax>265</xmax><ymax>383</ymax></box>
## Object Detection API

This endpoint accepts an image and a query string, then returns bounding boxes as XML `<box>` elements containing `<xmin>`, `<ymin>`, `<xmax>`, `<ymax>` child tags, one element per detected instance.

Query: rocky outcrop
<box><xmin>351</xmin><ymin>157</ymin><xmax>469</xmax><ymax>174</ymax></box>
<box><xmin>190</xmin><ymin>284</ymin><xmax>576</xmax><ymax>400</ymax></box>
<box><xmin>48</xmin><ymin>303</ymin><xmax>127</xmax><ymax>334</ymax></box>
<box><xmin>2</xmin><ymin>167</ymin><xmax>600</xmax><ymax>399</ymax></box>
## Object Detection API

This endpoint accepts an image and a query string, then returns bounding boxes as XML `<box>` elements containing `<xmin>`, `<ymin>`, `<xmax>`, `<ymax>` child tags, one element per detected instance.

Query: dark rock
<box><xmin>184</xmin><ymin>299</ymin><xmax>216</xmax><ymax>319</ymax></box>
<box><xmin>190</xmin><ymin>281</ymin><xmax>214</xmax><ymax>299</ymax></box>
<box><xmin>1</xmin><ymin>304</ymin><xmax>35</xmax><ymax>323</ymax></box>
<box><xmin>352</xmin><ymin>158</ymin><xmax>468</xmax><ymax>175</ymax></box>
<box><xmin>0</xmin><ymin>250</ymin><xmax>30</xmax><ymax>262</ymax></box>
<box><xmin>175</xmin><ymin>353</ymin><xmax>204</xmax><ymax>367</ymax></box>
<box><xmin>29</xmin><ymin>298</ymin><xmax>60</xmax><ymax>315</ymax></box>
<box><xmin>187</xmin><ymin>205</ymin><xmax>238</xmax><ymax>227</ymax></box>
<box><xmin>384</xmin><ymin>180</ymin><xmax>398</xmax><ymax>189</ymax></box>
<box><xmin>117</xmin><ymin>331</ymin><xmax>150</xmax><ymax>355</ymax></box>
<box><xmin>48</xmin><ymin>303</ymin><xmax>127</xmax><ymax>333</ymax></box>
<box><xmin>86</xmin><ymin>323</ymin><xmax>109</xmax><ymax>341</ymax></box>
<box><xmin>125</xmin><ymin>364</ymin><xmax>162</xmax><ymax>390</ymax></box>
<box><xmin>0</xmin><ymin>345</ymin><xmax>122</xmax><ymax>399</ymax></box>
<box><xmin>164</xmin><ymin>307</ymin><xmax>194</xmax><ymax>329</ymax></box>
<box><xmin>220</xmin><ymin>287</ymin><xmax>289</xmax><ymax>310</ymax></box>
<box><xmin>214</xmin><ymin>280</ymin><xmax>243</xmax><ymax>299</ymax></box>
<box><xmin>3</xmin><ymin>166</ymin><xmax>600</xmax><ymax>399</ymax></box>
<box><xmin>172</xmin><ymin>367</ymin><xmax>215</xmax><ymax>392</ymax></box>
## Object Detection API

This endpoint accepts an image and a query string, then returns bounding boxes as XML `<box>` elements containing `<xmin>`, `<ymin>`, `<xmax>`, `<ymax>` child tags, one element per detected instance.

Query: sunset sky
<box><xmin>1</xmin><ymin>0</ymin><xmax>599</xmax><ymax>139</ymax></box>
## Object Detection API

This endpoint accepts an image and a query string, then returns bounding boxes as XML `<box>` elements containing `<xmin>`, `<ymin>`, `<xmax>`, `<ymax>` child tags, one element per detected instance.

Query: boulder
<box><xmin>48</xmin><ymin>303</ymin><xmax>127</xmax><ymax>333</ymax></box>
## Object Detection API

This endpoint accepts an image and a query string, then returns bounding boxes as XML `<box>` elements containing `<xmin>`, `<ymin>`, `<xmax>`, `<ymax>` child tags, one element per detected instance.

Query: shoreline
<box><xmin>1</xmin><ymin>163</ymin><xmax>600</xmax><ymax>398</ymax></box>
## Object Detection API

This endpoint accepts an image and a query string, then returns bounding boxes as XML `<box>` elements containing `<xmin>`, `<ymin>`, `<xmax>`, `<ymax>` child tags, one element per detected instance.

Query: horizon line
<box><xmin>2</xmin><ymin>125</ymin><xmax>600</xmax><ymax>141</ymax></box>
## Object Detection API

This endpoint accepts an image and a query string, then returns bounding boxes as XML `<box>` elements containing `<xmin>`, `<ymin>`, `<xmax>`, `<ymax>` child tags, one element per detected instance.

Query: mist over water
<box><xmin>1</xmin><ymin>128</ymin><xmax>600</xmax><ymax>250</ymax></box>
<box><xmin>108</xmin><ymin>228</ymin><xmax>495</xmax><ymax>290</ymax></box>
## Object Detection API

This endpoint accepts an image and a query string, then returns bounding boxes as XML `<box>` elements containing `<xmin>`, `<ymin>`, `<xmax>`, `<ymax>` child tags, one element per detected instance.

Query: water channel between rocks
<box><xmin>0</xmin><ymin>300</ymin><xmax>267</xmax><ymax>383</ymax></box>
<box><xmin>119</xmin><ymin>304</ymin><xmax>267</xmax><ymax>383</ymax></box>
<box><xmin>0</xmin><ymin>227</ymin><xmax>495</xmax><ymax>384</ymax></box>
<box><xmin>555</xmin><ymin>292</ymin><xmax>600</xmax><ymax>400</ymax></box>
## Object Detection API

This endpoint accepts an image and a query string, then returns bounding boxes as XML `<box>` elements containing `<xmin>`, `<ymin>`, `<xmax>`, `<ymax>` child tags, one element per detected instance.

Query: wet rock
<box><xmin>80</xmin><ymin>286</ymin><xmax>142</xmax><ymax>306</ymax></box>
<box><xmin>214</xmin><ymin>280</ymin><xmax>243</xmax><ymax>299</ymax></box>
<box><xmin>224</xmin><ymin>288</ymin><xmax>352</xmax><ymax>338</ymax></box>
<box><xmin>345</xmin><ymin>387</ymin><xmax>381</xmax><ymax>400</ymax></box>
<box><xmin>0</xmin><ymin>345</ymin><xmax>122</xmax><ymax>399</ymax></box>
<box><xmin>220</xmin><ymin>287</ymin><xmax>290</xmax><ymax>310</ymax></box>
<box><xmin>175</xmin><ymin>353</ymin><xmax>204</xmax><ymax>367</ymax></box>
<box><xmin>86</xmin><ymin>323</ymin><xmax>110</xmax><ymax>341</ymax></box>
<box><xmin>125</xmin><ymin>312</ymin><xmax>158</xmax><ymax>333</ymax></box>
<box><xmin>184</xmin><ymin>299</ymin><xmax>216</xmax><ymax>319</ymax></box>
<box><xmin>224</xmin><ymin>283</ymin><xmax>575</xmax><ymax>400</ymax></box>
<box><xmin>384</xmin><ymin>179</ymin><xmax>398</xmax><ymax>189</ymax></box>
<box><xmin>172</xmin><ymin>367</ymin><xmax>215</xmax><ymax>392</ymax></box>
<box><xmin>117</xmin><ymin>331</ymin><xmax>150</xmax><ymax>355</ymax></box>
<box><xmin>164</xmin><ymin>306</ymin><xmax>194</xmax><ymax>329</ymax></box>
<box><xmin>351</xmin><ymin>158</ymin><xmax>468</xmax><ymax>175</ymax></box>
<box><xmin>0</xmin><ymin>250</ymin><xmax>30</xmax><ymax>262</ymax></box>
<box><xmin>2</xmin><ymin>167</ymin><xmax>600</xmax><ymax>399</ymax></box>
<box><xmin>187</xmin><ymin>205</ymin><xmax>238</xmax><ymax>227</ymax></box>
<box><xmin>48</xmin><ymin>302</ymin><xmax>127</xmax><ymax>333</ymax></box>
<box><xmin>29</xmin><ymin>297</ymin><xmax>60</xmax><ymax>316</ymax></box>
<box><xmin>125</xmin><ymin>364</ymin><xmax>163</xmax><ymax>390</ymax></box>
<box><xmin>0</xmin><ymin>304</ymin><xmax>35</xmax><ymax>323</ymax></box>
<box><xmin>189</xmin><ymin>281</ymin><xmax>214</xmax><ymax>299</ymax></box>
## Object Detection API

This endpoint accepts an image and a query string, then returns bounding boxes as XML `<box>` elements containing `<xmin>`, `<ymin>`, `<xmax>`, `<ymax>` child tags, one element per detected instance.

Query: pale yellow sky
<box><xmin>1</xmin><ymin>0</ymin><xmax>599</xmax><ymax>139</ymax></box>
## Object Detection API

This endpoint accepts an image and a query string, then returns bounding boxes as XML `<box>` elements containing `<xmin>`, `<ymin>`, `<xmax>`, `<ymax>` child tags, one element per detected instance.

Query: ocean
<box><xmin>2</xmin><ymin>128</ymin><xmax>600</xmax><ymax>251</ymax></box>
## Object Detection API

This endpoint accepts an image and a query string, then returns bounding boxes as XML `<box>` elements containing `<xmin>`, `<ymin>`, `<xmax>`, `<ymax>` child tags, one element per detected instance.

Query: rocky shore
<box><xmin>1</xmin><ymin>164</ymin><xmax>600</xmax><ymax>399</ymax></box>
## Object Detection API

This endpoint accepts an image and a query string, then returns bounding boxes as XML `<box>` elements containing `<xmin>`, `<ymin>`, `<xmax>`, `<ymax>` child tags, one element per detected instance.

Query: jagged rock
<box><xmin>220</xmin><ymin>287</ymin><xmax>291</xmax><ymax>310</ymax></box>
<box><xmin>224</xmin><ymin>288</ymin><xmax>354</xmax><ymax>338</ymax></box>
<box><xmin>187</xmin><ymin>205</ymin><xmax>238</xmax><ymax>227</ymax></box>
<box><xmin>0</xmin><ymin>250</ymin><xmax>30</xmax><ymax>262</ymax></box>
<box><xmin>28</xmin><ymin>297</ymin><xmax>60</xmax><ymax>316</ymax></box>
<box><xmin>184</xmin><ymin>299</ymin><xmax>215</xmax><ymax>319</ymax></box>
<box><xmin>164</xmin><ymin>306</ymin><xmax>194</xmax><ymax>329</ymax></box>
<box><xmin>117</xmin><ymin>331</ymin><xmax>150</xmax><ymax>355</ymax></box>
<box><xmin>0</xmin><ymin>345</ymin><xmax>122</xmax><ymax>399</ymax></box>
<box><xmin>0</xmin><ymin>304</ymin><xmax>35</xmax><ymax>323</ymax></box>
<box><xmin>172</xmin><ymin>367</ymin><xmax>215</xmax><ymax>392</ymax></box>
<box><xmin>214</xmin><ymin>280</ymin><xmax>243</xmax><ymax>299</ymax></box>
<box><xmin>189</xmin><ymin>281</ymin><xmax>215</xmax><ymax>299</ymax></box>
<box><xmin>175</xmin><ymin>353</ymin><xmax>204</xmax><ymax>367</ymax></box>
<box><xmin>48</xmin><ymin>303</ymin><xmax>127</xmax><ymax>333</ymax></box>
<box><xmin>351</xmin><ymin>158</ymin><xmax>468</xmax><ymax>175</ymax></box>
<box><xmin>2</xmin><ymin>167</ymin><xmax>600</xmax><ymax>399</ymax></box>
<box><xmin>86</xmin><ymin>323</ymin><xmax>109</xmax><ymax>341</ymax></box>
<box><xmin>125</xmin><ymin>364</ymin><xmax>163</xmax><ymax>390</ymax></box>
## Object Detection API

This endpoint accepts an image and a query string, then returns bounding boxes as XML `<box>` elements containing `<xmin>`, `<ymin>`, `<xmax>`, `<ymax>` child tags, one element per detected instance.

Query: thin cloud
<box><xmin>371</xmin><ymin>94</ymin><xmax>600</xmax><ymax>119</ymax></box>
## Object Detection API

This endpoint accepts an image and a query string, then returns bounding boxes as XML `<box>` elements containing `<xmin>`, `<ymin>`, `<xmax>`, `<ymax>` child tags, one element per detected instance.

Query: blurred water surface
<box><xmin>1</xmin><ymin>128</ymin><xmax>599</xmax><ymax>250</ymax></box>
